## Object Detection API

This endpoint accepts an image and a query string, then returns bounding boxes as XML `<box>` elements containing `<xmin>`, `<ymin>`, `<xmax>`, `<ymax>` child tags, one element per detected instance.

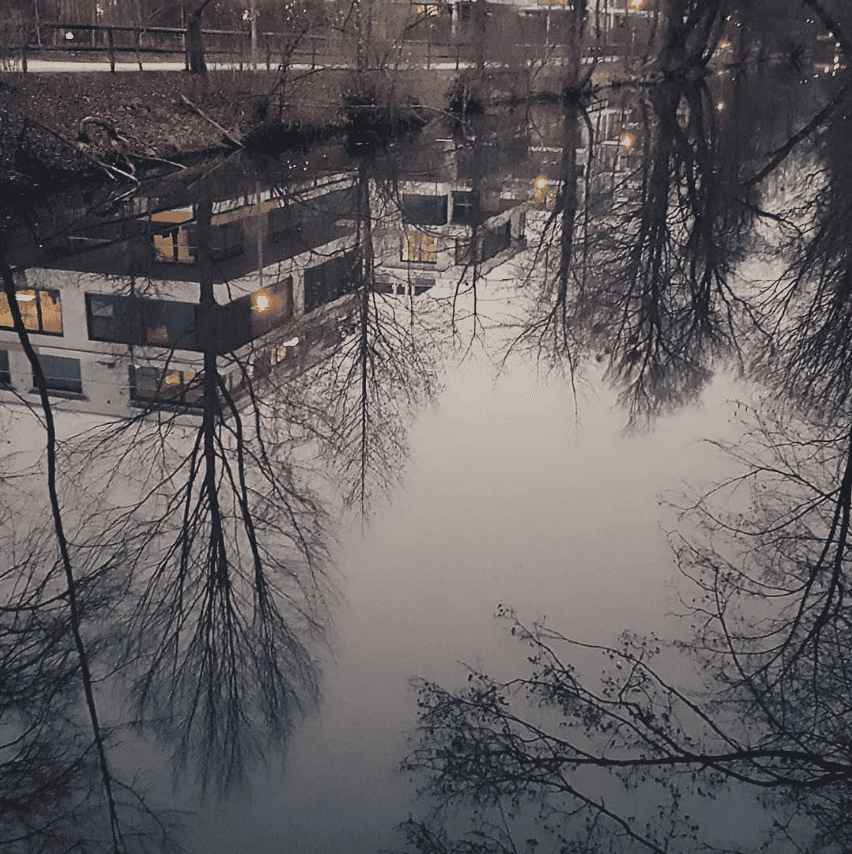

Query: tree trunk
<box><xmin>186</xmin><ymin>12</ymin><xmax>206</xmax><ymax>74</ymax></box>
<box><xmin>186</xmin><ymin>0</ymin><xmax>214</xmax><ymax>76</ymax></box>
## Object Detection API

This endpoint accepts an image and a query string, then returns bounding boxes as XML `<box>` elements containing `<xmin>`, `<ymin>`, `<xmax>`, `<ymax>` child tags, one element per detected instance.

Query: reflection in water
<box><xmin>2</xmin><ymin>26</ymin><xmax>852</xmax><ymax>851</ymax></box>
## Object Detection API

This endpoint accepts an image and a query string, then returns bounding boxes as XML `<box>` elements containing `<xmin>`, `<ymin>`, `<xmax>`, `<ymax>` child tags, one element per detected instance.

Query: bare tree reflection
<box><xmin>753</xmin><ymin>87</ymin><xmax>852</xmax><ymax>423</ymax></box>
<box><xmin>402</xmin><ymin>401</ymin><xmax>852</xmax><ymax>854</ymax></box>
<box><xmin>270</xmin><ymin>152</ymin><xmax>444</xmax><ymax>515</ymax></box>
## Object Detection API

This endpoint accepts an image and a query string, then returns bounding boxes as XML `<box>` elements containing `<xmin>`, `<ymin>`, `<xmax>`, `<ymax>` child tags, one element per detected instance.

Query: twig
<box><xmin>26</xmin><ymin>119</ymin><xmax>137</xmax><ymax>184</ymax></box>
<box><xmin>743</xmin><ymin>84</ymin><xmax>849</xmax><ymax>189</ymax></box>
<box><xmin>179</xmin><ymin>95</ymin><xmax>244</xmax><ymax>149</ymax></box>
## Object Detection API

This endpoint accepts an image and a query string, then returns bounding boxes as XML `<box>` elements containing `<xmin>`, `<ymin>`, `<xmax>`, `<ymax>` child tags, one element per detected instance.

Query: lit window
<box><xmin>403</xmin><ymin>232</ymin><xmax>438</xmax><ymax>263</ymax></box>
<box><xmin>0</xmin><ymin>289</ymin><xmax>63</xmax><ymax>335</ymax></box>
<box><xmin>131</xmin><ymin>366</ymin><xmax>203</xmax><ymax>407</ymax></box>
<box><xmin>154</xmin><ymin>227</ymin><xmax>194</xmax><ymax>264</ymax></box>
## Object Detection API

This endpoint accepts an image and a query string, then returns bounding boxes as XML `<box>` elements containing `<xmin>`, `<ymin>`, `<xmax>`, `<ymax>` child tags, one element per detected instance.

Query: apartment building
<box><xmin>0</xmin><ymin>148</ymin><xmax>531</xmax><ymax>420</ymax></box>
<box><xmin>0</xmin><ymin>167</ymin><xmax>359</xmax><ymax>419</ymax></box>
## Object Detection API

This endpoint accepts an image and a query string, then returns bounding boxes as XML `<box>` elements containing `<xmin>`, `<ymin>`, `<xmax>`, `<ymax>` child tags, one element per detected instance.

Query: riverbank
<box><xmin>0</xmin><ymin>66</ymin><xmax>463</xmax><ymax>190</ymax></box>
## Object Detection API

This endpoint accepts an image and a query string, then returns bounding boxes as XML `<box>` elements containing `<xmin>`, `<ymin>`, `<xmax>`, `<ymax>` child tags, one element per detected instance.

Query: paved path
<box><xmin>8</xmin><ymin>59</ymin><xmax>293</xmax><ymax>72</ymax></box>
<box><xmin>7</xmin><ymin>59</ymin><xmax>477</xmax><ymax>73</ymax></box>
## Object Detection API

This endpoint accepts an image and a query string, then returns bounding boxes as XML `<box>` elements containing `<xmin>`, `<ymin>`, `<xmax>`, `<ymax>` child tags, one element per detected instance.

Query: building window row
<box><xmin>86</xmin><ymin>278</ymin><xmax>294</xmax><ymax>354</ymax></box>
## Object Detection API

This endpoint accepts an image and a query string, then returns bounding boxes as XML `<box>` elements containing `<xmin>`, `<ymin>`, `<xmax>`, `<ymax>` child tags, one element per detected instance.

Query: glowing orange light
<box><xmin>253</xmin><ymin>290</ymin><xmax>271</xmax><ymax>311</ymax></box>
<box><xmin>619</xmin><ymin>132</ymin><xmax>635</xmax><ymax>150</ymax></box>
<box><xmin>531</xmin><ymin>175</ymin><xmax>555</xmax><ymax>206</ymax></box>
<box><xmin>629</xmin><ymin>0</ymin><xmax>646</xmax><ymax>9</ymax></box>
<box><xmin>719</xmin><ymin>40</ymin><xmax>731</xmax><ymax>50</ymax></box>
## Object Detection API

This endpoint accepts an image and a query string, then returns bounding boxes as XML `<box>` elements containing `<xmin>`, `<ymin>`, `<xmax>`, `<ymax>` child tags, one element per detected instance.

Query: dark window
<box><xmin>210</xmin><ymin>222</ymin><xmax>244</xmax><ymax>260</ymax></box>
<box><xmin>86</xmin><ymin>294</ymin><xmax>199</xmax><ymax>350</ymax></box>
<box><xmin>140</xmin><ymin>300</ymin><xmax>198</xmax><ymax>348</ymax></box>
<box><xmin>131</xmin><ymin>366</ymin><xmax>203</xmax><ymax>407</ymax></box>
<box><xmin>304</xmin><ymin>254</ymin><xmax>355</xmax><ymax>313</ymax></box>
<box><xmin>451</xmin><ymin>191</ymin><xmax>478</xmax><ymax>225</ymax></box>
<box><xmin>269</xmin><ymin>205</ymin><xmax>300</xmax><ymax>241</ymax></box>
<box><xmin>0</xmin><ymin>289</ymin><xmax>63</xmax><ymax>335</ymax></box>
<box><xmin>86</xmin><ymin>293</ymin><xmax>136</xmax><ymax>343</ymax></box>
<box><xmin>156</xmin><ymin>220</ymin><xmax>244</xmax><ymax>264</ymax></box>
<box><xmin>36</xmin><ymin>355</ymin><xmax>82</xmax><ymax>394</ymax></box>
<box><xmin>0</xmin><ymin>350</ymin><xmax>10</xmax><ymax>387</ymax></box>
<box><xmin>402</xmin><ymin>194</ymin><xmax>448</xmax><ymax>225</ymax></box>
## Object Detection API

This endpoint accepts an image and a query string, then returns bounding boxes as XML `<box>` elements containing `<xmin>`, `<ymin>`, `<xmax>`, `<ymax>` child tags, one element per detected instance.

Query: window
<box><xmin>86</xmin><ymin>293</ymin><xmax>134</xmax><ymax>343</ymax></box>
<box><xmin>35</xmin><ymin>355</ymin><xmax>82</xmax><ymax>394</ymax></box>
<box><xmin>304</xmin><ymin>254</ymin><xmax>356</xmax><ymax>313</ymax></box>
<box><xmin>0</xmin><ymin>289</ymin><xmax>63</xmax><ymax>335</ymax></box>
<box><xmin>451</xmin><ymin>191</ymin><xmax>478</xmax><ymax>225</ymax></box>
<box><xmin>131</xmin><ymin>366</ymin><xmax>203</xmax><ymax>407</ymax></box>
<box><xmin>140</xmin><ymin>300</ymin><xmax>198</xmax><ymax>348</ymax></box>
<box><xmin>210</xmin><ymin>222</ymin><xmax>244</xmax><ymax>260</ymax></box>
<box><xmin>403</xmin><ymin>232</ymin><xmax>438</xmax><ymax>263</ymax></box>
<box><xmin>0</xmin><ymin>350</ymin><xmax>10</xmax><ymax>387</ymax></box>
<box><xmin>86</xmin><ymin>294</ymin><xmax>199</xmax><ymax>350</ymax></box>
<box><xmin>153</xmin><ymin>227</ymin><xmax>194</xmax><ymax>263</ymax></box>
<box><xmin>216</xmin><ymin>278</ymin><xmax>294</xmax><ymax>353</ymax></box>
<box><xmin>154</xmin><ymin>221</ymin><xmax>243</xmax><ymax>264</ymax></box>
<box><xmin>402</xmin><ymin>194</ymin><xmax>448</xmax><ymax>225</ymax></box>
<box><xmin>268</xmin><ymin>205</ymin><xmax>300</xmax><ymax>242</ymax></box>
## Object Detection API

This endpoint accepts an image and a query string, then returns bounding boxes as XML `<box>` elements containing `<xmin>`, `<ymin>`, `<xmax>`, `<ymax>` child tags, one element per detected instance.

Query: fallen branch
<box><xmin>180</xmin><ymin>95</ymin><xmax>244</xmax><ymax>149</ymax></box>
<box><xmin>26</xmin><ymin>119</ymin><xmax>137</xmax><ymax>184</ymax></box>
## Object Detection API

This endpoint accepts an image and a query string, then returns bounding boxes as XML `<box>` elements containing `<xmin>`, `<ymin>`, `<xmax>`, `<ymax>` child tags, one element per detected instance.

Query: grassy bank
<box><xmin>0</xmin><ymin>65</ymin><xmax>465</xmax><ymax>188</ymax></box>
